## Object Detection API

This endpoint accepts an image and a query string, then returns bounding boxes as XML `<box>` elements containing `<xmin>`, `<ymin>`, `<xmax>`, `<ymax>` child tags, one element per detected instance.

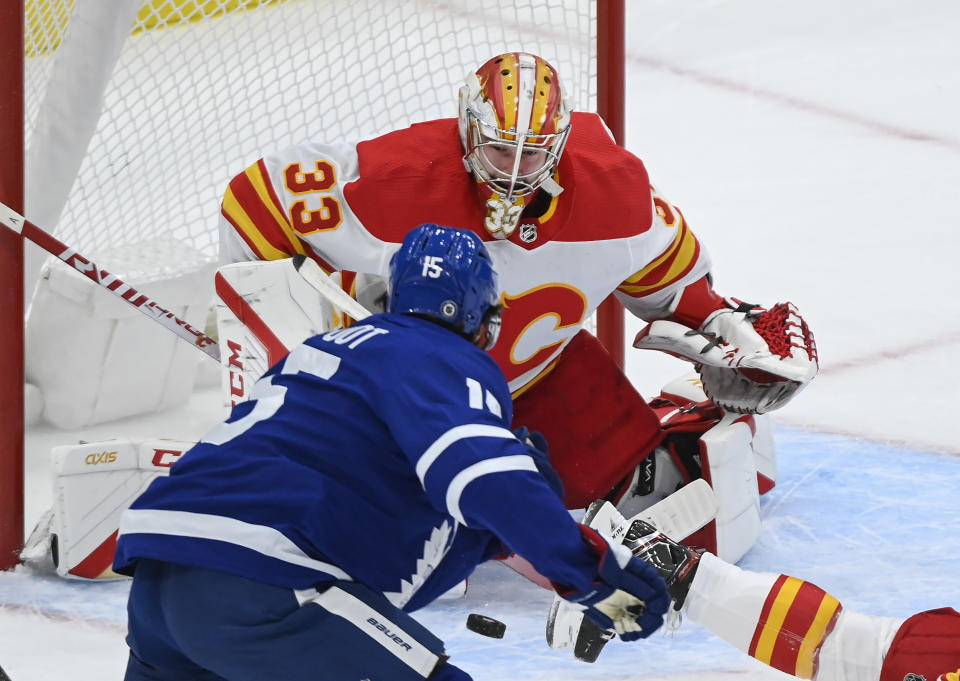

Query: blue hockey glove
<box><xmin>513</xmin><ymin>426</ymin><xmax>564</xmax><ymax>499</ymax></box>
<box><xmin>555</xmin><ymin>525</ymin><xmax>670</xmax><ymax>640</ymax></box>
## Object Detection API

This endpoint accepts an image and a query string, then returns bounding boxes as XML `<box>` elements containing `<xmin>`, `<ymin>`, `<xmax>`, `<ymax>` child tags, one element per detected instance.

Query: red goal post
<box><xmin>1</xmin><ymin>0</ymin><xmax>625</xmax><ymax>569</ymax></box>
<box><xmin>1</xmin><ymin>1</ymin><xmax>26</xmax><ymax>572</ymax></box>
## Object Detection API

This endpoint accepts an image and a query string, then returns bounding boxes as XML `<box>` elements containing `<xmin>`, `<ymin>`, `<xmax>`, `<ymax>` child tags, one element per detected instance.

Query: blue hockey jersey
<box><xmin>114</xmin><ymin>313</ymin><xmax>600</xmax><ymax>612</ymax></box>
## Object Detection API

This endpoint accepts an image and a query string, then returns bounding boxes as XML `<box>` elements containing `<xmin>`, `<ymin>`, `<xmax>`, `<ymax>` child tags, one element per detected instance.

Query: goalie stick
<box><xmin>290</xmin><ymin>254</ymin><xmax>372</xmax><ymax>322</ymax></box>
<box><xmin>545</xmin><ymin>479</ymin><xmax>719</xmax><ymax>657</ymax></box>
<box><xmin>0</xmin><ymin>201</ymin><xmax>220</xmax><ymax>362</ymax></box>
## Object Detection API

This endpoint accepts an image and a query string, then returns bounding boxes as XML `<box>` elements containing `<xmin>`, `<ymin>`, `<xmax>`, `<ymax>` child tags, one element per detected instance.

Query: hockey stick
<box><xmin>290</xmin><ymin>254</ymin><xmax>372</xmax><ymax>321</ymax></box>
<box><xmin>0</xmin><ymin>202</ymin><xmax>221</xmax><ymax>362</ymax></box>
<box><xmin>0</xmin><ymin>661</ymin><xmax>12</xmax><ymax>681</ymax></box>
<box><xmin>545</xmin><ymin>479</ymin><xmax>719</xmax><ymax>657</ymax></box>
<box><xmin>0</xmin><ymin>203</ymin><xmax>373</xmax><ymax>365</ymax></box>
<box><xmin>593</xmin><ymin>478</ymin><xmax>719</xmax><ymax>544</ymax></box>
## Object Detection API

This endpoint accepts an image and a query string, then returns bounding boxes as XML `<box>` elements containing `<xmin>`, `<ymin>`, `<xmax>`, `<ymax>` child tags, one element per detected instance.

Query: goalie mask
<box><xmin>388</xmin><ymin>223</ymin><xmax>502</xmax><ymax>350</ymax></box>
<box><xmin>458</xmin><ymin>52</ymin><xmax>572</xmax><ymax>239</ymax></box>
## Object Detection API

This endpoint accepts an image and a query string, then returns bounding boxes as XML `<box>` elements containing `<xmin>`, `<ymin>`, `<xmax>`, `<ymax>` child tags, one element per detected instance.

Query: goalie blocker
<box><xmin>214</xmin><ymin>258</ymin><xmax>383</xmax><ymax>406</ymax></box>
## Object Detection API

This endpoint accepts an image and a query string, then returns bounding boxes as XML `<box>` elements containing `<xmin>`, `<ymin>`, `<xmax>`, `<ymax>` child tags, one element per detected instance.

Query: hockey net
<box><xmin>5</xmin><ymin>0</ymin><xmax>624</xmax><ymax>568</ymax></box>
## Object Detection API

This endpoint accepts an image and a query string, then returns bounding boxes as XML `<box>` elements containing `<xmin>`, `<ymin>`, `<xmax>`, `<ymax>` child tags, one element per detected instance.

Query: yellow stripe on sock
<box><xmin>754</xmin><ymin>577</ymin><xmax>804</xmax><ymax>665</ymax></box>
<box><xmin>795</xmin><ymin>594</ymin><xmax>841</xmax><ymax>679</ymax></box>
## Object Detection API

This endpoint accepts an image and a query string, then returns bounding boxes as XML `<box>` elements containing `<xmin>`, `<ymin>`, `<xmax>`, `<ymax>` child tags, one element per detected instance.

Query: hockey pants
<box><xmin>123</xmin><ymin>559</ymin><xmax>470</xmax><ymax>681</ymax></box>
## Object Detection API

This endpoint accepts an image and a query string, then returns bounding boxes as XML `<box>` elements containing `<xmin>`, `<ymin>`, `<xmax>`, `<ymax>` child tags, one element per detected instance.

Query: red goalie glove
<box><xmin>634</xmin><ymin>301</ymin><xmax>818</xmax><ymax>414</ymax></box>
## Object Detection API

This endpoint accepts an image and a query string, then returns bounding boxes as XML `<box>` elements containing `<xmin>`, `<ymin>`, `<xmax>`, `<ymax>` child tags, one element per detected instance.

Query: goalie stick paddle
<box><xmin>0</xmin><ymin>661</ymin><xmax>11</xmax><ymax>681</ymax></box>
<box><xmin>0</xmin><ymin>201</ymin><xmax>221</xmax><ymax>362</ymax></box>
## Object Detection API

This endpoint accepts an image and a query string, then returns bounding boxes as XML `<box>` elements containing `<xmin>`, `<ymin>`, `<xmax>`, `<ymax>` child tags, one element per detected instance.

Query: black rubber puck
<box><xmin>465</xmin><ymin>613</ymin><xmax>506</xmax><ymax>638</ymax></box>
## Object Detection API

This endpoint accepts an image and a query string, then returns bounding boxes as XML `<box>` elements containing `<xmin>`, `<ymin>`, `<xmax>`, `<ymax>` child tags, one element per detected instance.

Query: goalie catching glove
<box><xmin>553</xmin><ymin>525</ymin><xmax>671</xmax><ymax>640</ymax></box>
<box><xmin>634</xmin><ymin>301</ymin><xmax>818</xmax><ymax>414</ymax></box>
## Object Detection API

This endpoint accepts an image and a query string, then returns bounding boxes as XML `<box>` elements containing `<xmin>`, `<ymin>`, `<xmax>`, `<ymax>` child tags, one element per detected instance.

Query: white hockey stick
<box><xmin>290</xmin><ymin>254</ymin><xmax>372</xmax><ymax>321</ymax></box>
<box><xmin>0</xmin><ymin>201</ymin><xmax>221</xmax><ymax>361</ymax></box>
<box><xmin>589</xmin><ymin>478</ymin><xmax>718</xmax><ymax>545</ymax></box>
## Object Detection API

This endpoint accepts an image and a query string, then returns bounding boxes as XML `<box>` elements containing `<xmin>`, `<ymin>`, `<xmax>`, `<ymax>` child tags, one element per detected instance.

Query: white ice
<box><xmin>3</xmin><ymin>1</ymin><xmax>959</xmax><ymax>679</ymax></box>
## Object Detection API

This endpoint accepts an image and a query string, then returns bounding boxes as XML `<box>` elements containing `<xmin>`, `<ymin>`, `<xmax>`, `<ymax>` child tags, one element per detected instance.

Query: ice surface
<box><xmin>3</xmin><ymin>0</ymin><xmax>959</xmax><ymax>679</ymax></box>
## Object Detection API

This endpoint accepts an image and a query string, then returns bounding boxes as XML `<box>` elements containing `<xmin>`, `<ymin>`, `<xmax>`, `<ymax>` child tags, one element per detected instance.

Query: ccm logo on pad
<box><xmin>151</xmin><ymin>448</ymin><xmax>186</xmax><ymax>468</ymax></box>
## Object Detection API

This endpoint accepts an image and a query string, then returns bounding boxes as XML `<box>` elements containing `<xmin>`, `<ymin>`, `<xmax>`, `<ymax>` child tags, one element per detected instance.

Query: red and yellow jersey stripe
<box><xmin>617</xmin><ymin>207</ymin><xmax>701</xmax><ymax>299</ymax></box>
<box><xmin>221</xmin><ymin>159</ymin><xmax>306</xmax><ymax>261</ymax></box>
<box><xmin>748</xmin><ymin>575</ymin><xmax>843</xmax><ymax>679</ymax></box>
<box><xmin>221</xmin><ymin>158</ymin><xmax>357</xmax><ymax>319</ymax></box>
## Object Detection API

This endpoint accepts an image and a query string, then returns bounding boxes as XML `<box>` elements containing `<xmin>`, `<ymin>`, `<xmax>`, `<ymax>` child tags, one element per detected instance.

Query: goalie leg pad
<box><xmin>681</xmin><ymin>413</ymin><xmax>762</xmax><ymax>563</ymax></box>
<box><xmin>27</xmin><ymin>253</ymin><xmax>215</xmax><ymax>428</ymax></box>
<box><xmin>39</xmin><ymin>438</ymin><xmax>192</xmax><ymax>579</ymax></box>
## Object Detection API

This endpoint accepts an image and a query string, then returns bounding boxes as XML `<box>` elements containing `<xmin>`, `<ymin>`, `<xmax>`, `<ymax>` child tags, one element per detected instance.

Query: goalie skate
<box><xmin>545</xmin><ymin>480</ymin><xmax>717</xmax><ymax>660</ymax></box>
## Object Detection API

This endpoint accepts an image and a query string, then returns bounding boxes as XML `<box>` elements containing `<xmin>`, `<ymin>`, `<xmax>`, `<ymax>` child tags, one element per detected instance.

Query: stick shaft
<box><xmin>0</xmin><ymin>202</ymin><xmax>220</xmax><ymax>362</ymax></box>
<box><xmin>291</xmin><ymin>254</ymin><xmax>372</xmax><ymax>321</ymax></box>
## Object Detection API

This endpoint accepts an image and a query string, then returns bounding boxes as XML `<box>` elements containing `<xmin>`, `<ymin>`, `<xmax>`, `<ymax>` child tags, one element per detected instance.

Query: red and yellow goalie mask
<box><xmin>458</xmin><ymin>52</ymin><xmax>572</xmax><ymax>239</ymax></box>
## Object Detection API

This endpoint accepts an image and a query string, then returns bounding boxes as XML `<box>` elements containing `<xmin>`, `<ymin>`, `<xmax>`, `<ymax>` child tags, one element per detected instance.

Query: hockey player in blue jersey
<box><xmin>114</xmin><ymin>223</ymin><xmax>671</xmax><ymax>681</ymax></box>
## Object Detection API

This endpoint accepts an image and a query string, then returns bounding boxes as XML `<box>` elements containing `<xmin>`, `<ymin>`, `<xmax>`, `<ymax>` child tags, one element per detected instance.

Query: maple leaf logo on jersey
<box><xmin>384</xmin><ymin>521</ymin><xmax>456</xmax><ymax>608</ymax></box>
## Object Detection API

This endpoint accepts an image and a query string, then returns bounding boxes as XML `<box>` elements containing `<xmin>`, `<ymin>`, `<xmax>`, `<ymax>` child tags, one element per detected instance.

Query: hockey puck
<box><xmin>465</xmin><ymin>613</ymin><xmax>506</xmax><ymax>638</ymax></box>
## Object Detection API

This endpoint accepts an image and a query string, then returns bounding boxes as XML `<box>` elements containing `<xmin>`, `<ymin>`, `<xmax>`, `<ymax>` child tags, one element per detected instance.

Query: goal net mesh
<box><xmin>24</xmin><ymin>0</ymin><xmax>600</xmax><ymax>283</ymax></box>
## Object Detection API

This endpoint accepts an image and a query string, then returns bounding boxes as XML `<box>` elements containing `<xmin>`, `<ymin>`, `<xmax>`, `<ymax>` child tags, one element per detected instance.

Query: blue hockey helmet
<box><xmin>388</xmin><ymin>224</ymin><xmax>502</xmax><ymax>349</ymax></box>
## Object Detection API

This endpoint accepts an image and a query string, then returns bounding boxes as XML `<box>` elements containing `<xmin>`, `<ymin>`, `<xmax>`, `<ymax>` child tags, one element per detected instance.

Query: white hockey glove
<box><xmin>634</xmin><ymin>301</ymin><xmax>818</xmax><ymax>414</ymax></box>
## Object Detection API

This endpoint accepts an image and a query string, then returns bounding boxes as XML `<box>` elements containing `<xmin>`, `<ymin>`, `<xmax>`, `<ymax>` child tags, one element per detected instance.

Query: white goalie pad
<box><xmin>658</xmin><ymin>373</ymin><xmax>777</xmax><ymax>494</ymax></box>
<box><xmin>697</xmin><ymin>412</ymin><xmax>764</xmax><ymax>563</ymax></box>
<box><xmin>657</xmin><ymin>374</ymin><xmax>771</xmax><ymax>562</ymax></box>
<box><xmin>33</xmin><ymin>438</ymin><xmax>193</xmax><ymax>579</ymax></box>
<box><xmin>25</xmin><ymin>240</ymin><xmax>216</xmax><ymax>428</ymax></box>
<box><xmin>215</xmin><ymin>258</ymin><xmax>339</xmax><ymax>406</ymax></box>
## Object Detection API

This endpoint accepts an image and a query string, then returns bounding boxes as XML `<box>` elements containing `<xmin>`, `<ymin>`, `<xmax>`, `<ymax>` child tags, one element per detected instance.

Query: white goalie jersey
<box><xmin>217</xmin><ymin>114</ymin><xmax>715</xmax><ymax>395</ymax></box>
